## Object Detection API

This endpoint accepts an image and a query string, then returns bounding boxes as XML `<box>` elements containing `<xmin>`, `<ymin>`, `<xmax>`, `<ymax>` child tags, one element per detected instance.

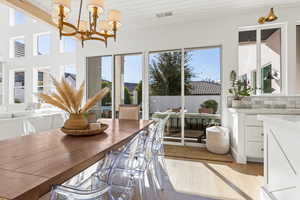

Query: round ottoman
<box><xmin>206</xmin><ymin>126</ymin><xmax>230</xmax><ymax>154</ymax></box>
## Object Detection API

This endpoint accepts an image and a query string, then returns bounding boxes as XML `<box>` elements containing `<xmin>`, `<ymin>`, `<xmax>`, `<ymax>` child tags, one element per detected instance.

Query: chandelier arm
<box><xmin>61</xmin><ymin>32</ymin><xmax>78</xmax><ymax>36</ymax></box>
<box><xmin>84</xmin><ymin>37</ymin><xmax>105</xmax><ymax>42</ymax></box>
<box><xmin>77</xmin><ymin>0</ymin><xmax>83</xmax><ymax>28</ymax></box>
<box><xmin>62</xmin><ymin>22</ymin><xmax>79</xmax><ymax>32</ymax></box>
<box><xmin>91</xmin><ymin>31</ymin><xmax>115</xmax><ymax>38</ymax></box>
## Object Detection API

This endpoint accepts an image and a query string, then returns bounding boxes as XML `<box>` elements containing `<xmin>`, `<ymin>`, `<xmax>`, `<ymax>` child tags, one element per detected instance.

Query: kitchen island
<box><xmin>258</xmin><ymin>115</ymin><xmax>300</xmax><ymax>200</ymax></box>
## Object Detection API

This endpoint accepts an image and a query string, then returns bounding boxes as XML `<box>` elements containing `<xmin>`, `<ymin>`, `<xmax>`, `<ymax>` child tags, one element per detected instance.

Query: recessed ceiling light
<box><xmin>156</xmin><ymin>11</ymin><xmax>173</xmax><ymax>18</ymax></box>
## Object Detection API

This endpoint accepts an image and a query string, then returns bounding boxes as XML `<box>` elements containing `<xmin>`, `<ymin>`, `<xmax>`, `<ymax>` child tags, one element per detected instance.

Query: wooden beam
<box><xmin>0</xmin><ymin>0</ymin><xmax>80</xmax><ymax>39</ymax></box>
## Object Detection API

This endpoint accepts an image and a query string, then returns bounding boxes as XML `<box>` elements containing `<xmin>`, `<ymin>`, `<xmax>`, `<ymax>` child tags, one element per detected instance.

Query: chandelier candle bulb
<box><xmin>108</xmin><ymin>9</ymin><xmax>122</xmax><ymax>25</ymax></box>
<box><xmin>88</xmin><ymin>0</ymin><xmax>104</xmax><ymax>14</ymax></box>
<box><xmin>99</xmin><ymin>20</ymin><xmax>110</xmax><ymax>33</ymax></box>
<box><xmin>53</xmin><ymin>0</ymin><xmax>70</xmax><ymax>13</ymax></box>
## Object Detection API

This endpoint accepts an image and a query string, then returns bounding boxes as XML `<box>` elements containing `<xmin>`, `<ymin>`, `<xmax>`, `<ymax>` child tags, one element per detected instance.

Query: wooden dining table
<box><xmin>0</xmin><ymin>119</ymin><xmax>153</xmax><ymax>200</ymax></box>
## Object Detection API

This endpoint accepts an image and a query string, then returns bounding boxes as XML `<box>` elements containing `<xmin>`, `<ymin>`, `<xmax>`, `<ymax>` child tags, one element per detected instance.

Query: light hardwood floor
<box><xmin>159</xmin><ymin>158</ymin><xmax>263</xmax><ymax>200</ymax></box>
<box><xmin>41</xmin><ymin>156</ymin><xmax>263</xmax><ymax>200</ymax></box>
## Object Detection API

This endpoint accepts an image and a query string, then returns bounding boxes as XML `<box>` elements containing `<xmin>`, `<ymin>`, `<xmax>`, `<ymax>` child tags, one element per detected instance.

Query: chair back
<box><xmin>118</xmin><ymin>104</ymin><xmax>140</xmax><ymax>120</ymax></box>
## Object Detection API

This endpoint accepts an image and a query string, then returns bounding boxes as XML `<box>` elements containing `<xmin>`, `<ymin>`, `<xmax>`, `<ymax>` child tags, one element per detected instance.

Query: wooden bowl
<box><xmin>61</xmin><ymin>123</ymin><xmax>109</xmax><ymax>136</ymax></box>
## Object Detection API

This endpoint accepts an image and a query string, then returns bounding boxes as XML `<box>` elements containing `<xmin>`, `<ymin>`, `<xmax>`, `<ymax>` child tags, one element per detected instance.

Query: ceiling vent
<box><xmin>156</xmin><ymin>11</ymin><xmax>173</xmax><ymax>18</ymax></box>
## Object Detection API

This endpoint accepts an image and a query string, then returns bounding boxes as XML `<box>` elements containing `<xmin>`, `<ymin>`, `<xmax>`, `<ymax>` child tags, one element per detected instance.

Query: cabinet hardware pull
<box><xmin>261</xmin><ymin>148</ymin><xmax>264</xmax><ymax>151</ymax></box>
<box><xmin>261</xmin><ymin>133</ymin><xmax>264</xmax><ymax>136</ymax></box>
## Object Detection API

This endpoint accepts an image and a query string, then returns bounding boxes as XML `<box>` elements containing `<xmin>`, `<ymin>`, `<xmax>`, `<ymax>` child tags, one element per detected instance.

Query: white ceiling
<box><xmin>28</xmin><ymin>0</ymin><xmax>300</xmax><ymax>28</ymax></box>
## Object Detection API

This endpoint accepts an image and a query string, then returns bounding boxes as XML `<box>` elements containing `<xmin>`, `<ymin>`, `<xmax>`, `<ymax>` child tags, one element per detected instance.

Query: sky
<box><xmin>100</xmin><ymin>48</ymin><xmax>221</xmax><ymax>83</ymax></box>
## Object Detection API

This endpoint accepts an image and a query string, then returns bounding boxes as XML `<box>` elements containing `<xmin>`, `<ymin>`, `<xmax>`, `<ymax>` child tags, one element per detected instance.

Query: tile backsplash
<box><xmin>227</xmin><ymin>96</ymin><xmax>300</xmax><ymax>109</ymax></box>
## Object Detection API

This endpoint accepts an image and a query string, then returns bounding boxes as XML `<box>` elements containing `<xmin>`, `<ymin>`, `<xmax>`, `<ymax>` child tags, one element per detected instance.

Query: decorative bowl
<box><xmin>61</xmin><ymin>123</ymin><xmax>108</xmax><ymax>136</ymax></box>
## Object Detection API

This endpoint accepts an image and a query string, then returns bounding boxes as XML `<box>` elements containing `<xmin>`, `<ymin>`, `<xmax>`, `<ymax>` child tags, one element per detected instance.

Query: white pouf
<box><xmin>206</xmin><ymin>126</ymin><xmax>230</xmax><ymax>154</ymax></box>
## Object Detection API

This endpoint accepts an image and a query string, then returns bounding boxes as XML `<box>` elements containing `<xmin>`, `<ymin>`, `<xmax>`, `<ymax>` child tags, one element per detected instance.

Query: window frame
<box><xmin>9</xmin><ymin>36</ymin><xmax>25</xmax><ymax>59</ymax></box>
<box><xmin>61</xmin><ymin>64</ymin><xmax>77</xmax><ymax>88</ymax></box>
<box><xmin>33</xmin><ymin>32</ymin><xmax>51</xmax><ymax>56</ymax></box>
<box><xmin>10</xmin><ymin>69</ymin><xmax>26</xmax><ymax>104</ymax></box>
<box><xmin>33</xmin><ymin>66</ymin><xmax>54</xmax><ymax>103</ymax></box>
<box><xmin>238</xmin><ymin>22</ymin><xmax>287</xmax><ymax>95</ymax></box>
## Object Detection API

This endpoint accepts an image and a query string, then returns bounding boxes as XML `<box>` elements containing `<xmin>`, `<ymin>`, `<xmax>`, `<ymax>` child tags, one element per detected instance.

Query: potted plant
<box><xmin>228</xmin><ymin>71</ymin><xmax>252</xmax><ymax>108</ymax></box>
<box><xmin>199</xmin><ymin>99</ymin><xmax>218</xmax><ymax>114</ymax></box>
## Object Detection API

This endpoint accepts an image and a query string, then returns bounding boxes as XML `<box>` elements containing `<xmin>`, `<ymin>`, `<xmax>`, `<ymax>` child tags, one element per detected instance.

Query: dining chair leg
<box><xmin>147</xmin><ymin>167</ymin><xmax>161</xmax><ymax>200</ymax></box>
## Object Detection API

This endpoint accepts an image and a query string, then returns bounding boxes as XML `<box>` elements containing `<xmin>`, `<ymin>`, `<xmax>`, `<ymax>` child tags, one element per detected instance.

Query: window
<box><xmin>184</xmin><ymin>47</ymin><xmax>221</xmax><ymax>143</ymax></box>
<box><xmin>10</xmin><ymin>37</ymin><xmax>25</xmax><ymax>58</ymax></box>
<box><xmin>34</xmin><ymin>33</ymin><xmax>50</xmax><ymax>56</ymax></box>
<box><xmin>60</xmin><ymin>37</ymin><xmax>76</xmax><ymax>53</ymax></box>
<box><xmin>9</xmin><ymin>8</ymin><xmax>26</xmax><ymax>26</ymax></box>
<box><xmin>14</xmin><ymin>71</ymin><xmax>25</xmax><ymax>104</ymax></box>
<box><xmin>115</xmin><ymin>54</ymin><xmax>143</xmax><ymax>118</ymax></box>
<box><xmin>149</xmin><ymin>48</ymin><xmax>222</xmax><ymax>144</ymax></box>
<box><xmin>239</xmin><ymin>25</ymin><xmax>283</xmax><ymax>94</ymax></box>
<box><xmin>33</xmin><ymin>67</ymin><xmax>53</xmax><ymax>103</ymax></box>
<box><xmin>62</xmin><ymin>65</ymin><xmax>77</xmax><ymax>88</ymax></box>
<box><xmin>86</xmin><ymin>56</ymin><xmax>113</xmax><ymax>118</ymax></box>
<box><xmin>149</xmin><ymin>50</ymin><xmax>182</xmax><ymax>142</ymax></box>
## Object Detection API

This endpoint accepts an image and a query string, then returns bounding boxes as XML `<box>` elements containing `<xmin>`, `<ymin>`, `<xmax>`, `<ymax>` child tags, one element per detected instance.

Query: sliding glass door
<box><xmin>114</xmin><ymin>54</ymin><xmax>143</xmax><ymax>118</ymax></box>
<box><xmin>86</xmin><ymin>47</ymin><xmax>222</xmax><ymax>145</ymax></box>
<box><xmin>148</xmin><ymin>47</ymin><xmax>222</xmax><ymax>145</ymax></box>
<box><xmin>86</xmin><ymin>56</ymin><xmax>113</xmax><ymax>118</ymax></box>
<box><xmin>184</xmin><ymin>47</ymin><xmax>221</xmax><ymax>143</ymax></box>
<box><xmin>149</xmin><ymin>50</ymin><xmax>182</xmax><ymax>143</ymax></box>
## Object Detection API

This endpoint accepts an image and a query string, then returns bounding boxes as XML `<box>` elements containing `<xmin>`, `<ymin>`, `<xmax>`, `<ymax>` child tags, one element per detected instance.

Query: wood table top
<box><xmin>0</xmin><ymin>119</ymin><xmax>153</xmax><ymax>200</ymax></box>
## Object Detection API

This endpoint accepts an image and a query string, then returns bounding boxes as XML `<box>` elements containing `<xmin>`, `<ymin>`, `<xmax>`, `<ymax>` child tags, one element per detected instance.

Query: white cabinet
<box><xmin>258</xmin><ymin>115</ymin><xmax>300</xmax><ymax>200</ymax></box>
<box><xmin>229</xmin><ymin>108</ymin><xmax>300</xmax><ymax>164</ymax></box>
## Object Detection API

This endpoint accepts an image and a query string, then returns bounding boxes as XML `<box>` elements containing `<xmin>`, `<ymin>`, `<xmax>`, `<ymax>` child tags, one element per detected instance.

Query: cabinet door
<box><xmin>247</xmin><ymin>141</ymin><xmax>264</xmax><ymax>158</ymax></box>
<box><xmin>246</xmin><ymin>126</ymin><xmax>264</xmax><ymax>142</ymax></box>
<box><xmin>267</xmin><ymin>129</ymin><xmax>296</xmax><ymax>190</ymax></box>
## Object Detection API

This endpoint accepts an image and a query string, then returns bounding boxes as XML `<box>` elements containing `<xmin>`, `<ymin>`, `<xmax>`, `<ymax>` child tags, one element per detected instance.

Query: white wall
<box><xmin>0</xmin><ymin>5</ymin><xmax>78</xmax><ymax>107</ymax></box>
<box><xmin>150</xmin><ymin>96</ymin><xmax>221</xmax><ymax>114</ymax></box>
<box><xmin>76</xmin><ymin>5</ymin><xmax>300</xmax><ymax>127</ymax></box>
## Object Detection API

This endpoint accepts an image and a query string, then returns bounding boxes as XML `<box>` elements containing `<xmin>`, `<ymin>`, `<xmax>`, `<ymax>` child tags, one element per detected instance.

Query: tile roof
<box><xmin>190</xmin><ymin>81</ymin><xmax>221</xmax><ymax>95</ymax></box>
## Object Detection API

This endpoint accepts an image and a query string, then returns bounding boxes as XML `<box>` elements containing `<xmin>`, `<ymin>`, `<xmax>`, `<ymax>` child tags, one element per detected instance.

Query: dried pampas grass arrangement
<box><xmin>39</xmin><ymin>76</ymin><xmax>110</xmax><ymax>130</ymax></box>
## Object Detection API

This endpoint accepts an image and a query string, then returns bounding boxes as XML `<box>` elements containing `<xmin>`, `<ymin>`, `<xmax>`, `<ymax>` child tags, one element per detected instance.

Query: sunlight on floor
<box><xmin>165</xmin><ymin>158</ymin><xmax>263</xmax><ymax>200</ymax></box>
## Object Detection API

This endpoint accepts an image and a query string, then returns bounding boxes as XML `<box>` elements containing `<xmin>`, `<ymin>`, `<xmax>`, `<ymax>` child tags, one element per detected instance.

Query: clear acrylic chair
<box><xmin>50</xmin><ymin>132</ymin><xmax>143</xmax><ymax>200</ymax></box>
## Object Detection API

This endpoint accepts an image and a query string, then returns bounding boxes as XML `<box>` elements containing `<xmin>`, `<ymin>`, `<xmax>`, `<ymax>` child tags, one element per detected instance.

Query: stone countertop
<box><xmin>228</xmin><ymin>108</ymin><xmax>300</xmax><ymax>114</ymax></box>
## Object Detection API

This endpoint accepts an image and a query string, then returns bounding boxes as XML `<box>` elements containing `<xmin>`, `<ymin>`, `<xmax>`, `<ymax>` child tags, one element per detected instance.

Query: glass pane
<box><xmin>100</xmin><ymin>56</ymin><xmax>112</xmax><ymax>118</ymax></box>
<box><xmin>115</xmin><ymin>54</ymin><xmax>142</xmax><ymax>118</ymax></box>
<box><xmin>149</xmin><ymin>50</ymin><xmax>182</xmax><ymax>142</ymax></box>
<box><xmin>14</xmin><ymin>71</ymin><xmax>25</xmax><ymax>103</ymax></box>
<box><xmin>184</xmin><ymin>48</ymin><xmax>222</xmax><ymax>143</ymax></box>
<box><xmin>63</xmin><ymin>65</ymin><xmax>76</xmax><ymax>88</ymax></box>
<box><xmin>62</xmin><ymin>37</ymin><xmax>76</xmax><ymax>53</ymax></box>
<box><xmin>86</xmin><ymin>56</ymin><xmax>112</xmax><ymax>119</ymax></box>
<box><xmin>15</xmin><ymin>10</ymin><xmax>25</xmax><ymax>25</ymax></box>
<box><xmin>239</xmin><ymin>30</ymin><xmax>257</xmax><ymax>93</ymax></box>
<box><xmin>14</xmin><ymin>39</ymin><xmax>25</xmax><ymax>57</ymax></box>
<box><xmin>37</xmin><ymin>68</ymin><xmax>52</xmax><ymax>96</ymax></box>
<box><xmin>261</xmin><ymin>28</ymin><xmax>281</xmax><ymax>94</ymax></box>
<box><xmin>37</xmin><ymin>34</ymin><xmax>50</xmax><ymax>55</ymax></box>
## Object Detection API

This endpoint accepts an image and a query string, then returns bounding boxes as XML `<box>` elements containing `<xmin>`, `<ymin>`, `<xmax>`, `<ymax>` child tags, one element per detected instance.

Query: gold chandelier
<box><xmin>52</xmin><ymin>0</ymin><xmax>122</xmax><ymax>47</ymax></box>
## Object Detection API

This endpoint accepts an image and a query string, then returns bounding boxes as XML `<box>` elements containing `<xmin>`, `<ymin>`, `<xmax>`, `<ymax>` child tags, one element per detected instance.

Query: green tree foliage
<box><xmin>135</xmin><ymin>81</ymin><xmax>142</xmax><ymax>105</ymax></box>
<box><xmin>101</xmin><ymin>81</ymin><xmax>112</xmax><ymax>106</ymax></box>
<box><xmin>149</xmin><ymin>52</ymin><xmax>193</xmax><ymax>95</ymax></box>
<box><xmin>124</xmin><ymin>87</ymin><xmax>132</xmax><ymax>104</ymax></box>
